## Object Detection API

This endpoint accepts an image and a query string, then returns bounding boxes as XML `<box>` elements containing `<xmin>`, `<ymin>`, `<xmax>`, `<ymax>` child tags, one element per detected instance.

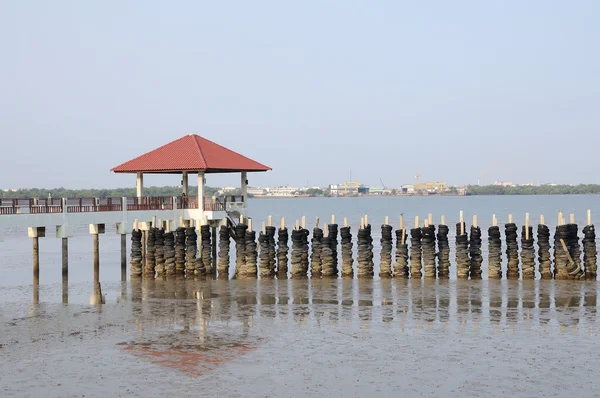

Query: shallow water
<box><xmin>1</xmin><ymin>196</ymin><xmax>600</xmax><ymax>396</ymax></box>
<box><xmin>1</xmin><ymin>279</ymin><xmax>600</xmax><ymax>397</ymax></box>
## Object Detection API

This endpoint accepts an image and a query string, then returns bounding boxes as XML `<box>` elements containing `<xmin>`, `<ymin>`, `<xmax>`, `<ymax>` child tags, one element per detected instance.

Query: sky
<box><xmin>1</xmin><ymin>1</ymin><xmax>599</xmax><ymax>190</ymax></box>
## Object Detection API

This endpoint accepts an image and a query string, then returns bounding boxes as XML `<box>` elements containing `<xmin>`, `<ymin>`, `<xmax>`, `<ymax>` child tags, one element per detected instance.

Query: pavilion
<box><xmin>111</xmin><ymin>133</ymin><xmax>271</xmax><ymax>224</ymax></box>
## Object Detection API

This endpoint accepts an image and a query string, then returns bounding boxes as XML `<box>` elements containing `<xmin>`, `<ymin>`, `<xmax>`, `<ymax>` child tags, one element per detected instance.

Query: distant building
<box><xmin>494</xmin><ymin>181</ymin><xmax>514</xmax><ymax>187</ymax></box>
<box><xmin>266</xmin><ymin>186</ymin><xmax>298</xmax><ymax>197</ymax></box>
<box><xmin>247</xmin><ymin>187</ymin><xmax>266</xmax><ymax>196</ymax></box>
<box><xmin>401</xmin><ymin>184</ymin><xmax>415</xmax><ymax>194</ymax></box>
<box><xmin>329</xmin><ymin>184</ymin><xmax>340</xmax><ymax>196</ymax></box>
<box><xmin>222</xmin><ymin>186</ymin><xmax>237</xmax><ymax>192</ymax></box>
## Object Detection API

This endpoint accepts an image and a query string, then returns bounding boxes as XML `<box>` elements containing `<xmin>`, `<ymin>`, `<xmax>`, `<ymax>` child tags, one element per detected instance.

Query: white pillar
<box><xmin>198</xmin><ymin>171</ymin><xmax>205</xmax><ymax>221</ymax></box>
<box><xmin>241</xmin><ymin>171</ymin><xmax>248</xmax><ymax>208</ymax></box>
<box><xmin>136</xmin><ymin>172</ymin><xmax>144</xmax><ymax>198</ymax></box>
<box><xmin>182</xmin><ymin>171</ymin><xmax>188</xmax><ymax>195</ymax></box>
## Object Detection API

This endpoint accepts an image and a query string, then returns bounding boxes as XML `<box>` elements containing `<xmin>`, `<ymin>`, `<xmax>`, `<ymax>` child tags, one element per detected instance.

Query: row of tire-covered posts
<box><xmin>130</xmin><ymin>216</ymin><xmax>225</xmax><ymax>279</ymax></box>
<box><xmin>125</xmin><ymin>210</ymin><xmax>597</xmax><ymax>281</ymax></box>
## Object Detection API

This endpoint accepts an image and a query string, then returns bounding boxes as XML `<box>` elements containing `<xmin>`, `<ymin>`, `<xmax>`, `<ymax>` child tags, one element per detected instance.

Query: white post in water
<box><xmin>588</xmin><ymin>210</ymin><xmax>592</xmax><ymax>226</ymax></box>
<box><xmin>136</xmin><ymin>172</ymin><xmax>144</xmax><ymax>198</ymax></box>
<box><xmin>525</xmin><ymin>213</ymin><xmax>530</xmax><ymax>239</ymax></box>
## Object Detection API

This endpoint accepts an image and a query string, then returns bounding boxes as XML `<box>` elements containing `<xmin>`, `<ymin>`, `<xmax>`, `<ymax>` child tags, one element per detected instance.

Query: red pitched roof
<box><xmin>111</xmin><ymin>134</ymin><xmax>271</xmax><ymax>174</ymax></box>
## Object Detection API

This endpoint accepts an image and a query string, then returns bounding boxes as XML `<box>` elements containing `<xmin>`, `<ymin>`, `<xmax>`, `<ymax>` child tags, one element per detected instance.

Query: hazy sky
<box><xmin>1</xmin><ymin>1</ymin><xmax>598</xmax><ymax>190</ymax></box>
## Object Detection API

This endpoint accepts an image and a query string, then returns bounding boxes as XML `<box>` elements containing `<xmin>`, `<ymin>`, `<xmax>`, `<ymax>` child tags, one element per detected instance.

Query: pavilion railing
<box><xmin>0</xmin><ymin>195</ymin><xmax>245</xmax><ymax>215</ymax></box>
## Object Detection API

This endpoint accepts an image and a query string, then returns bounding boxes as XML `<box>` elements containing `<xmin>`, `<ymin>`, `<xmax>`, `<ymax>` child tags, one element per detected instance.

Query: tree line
<box><xmin>467</xmin><ymin>184</ymin><xmax>600</xmax><ymax>196</ymax></box>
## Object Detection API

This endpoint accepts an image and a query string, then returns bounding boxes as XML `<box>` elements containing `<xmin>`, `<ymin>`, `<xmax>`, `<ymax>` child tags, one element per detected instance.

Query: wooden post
<box><xmin>301</xmin><ymin>216</ymin><xmax>306</xmax><ymax>229</ymax></box>
<box><xmin>525</xmin><ymin>213</ymin><xmax>530</xmax><ymax>240</ymax></box>
<box><xmin>385</xmin><ymin>216</ymin><xmax>389</xmax><ymax>225</ymax></box>
<box><xmin>344</xmin><ymin>217</ymin><xmax>348</xmax><ymax>227</ymax></box>
<box><xmin>179</xmin><ymin>216</ymin><xmax>184</xmax><ymax>227</ymax></box>
<box><xmin>540</xmin><ymin>214</ymin><xmax>545</xmax><ymax>225</ymax></box>
<box><xmin>428</xmin><ymin>213</ymin><xmax>433</xmax><ymax>225</ymax></box>
<box><xmin>62</xmin><ymin>237</ymin><xmax>68</xmax><ymax>276</ymax></box>
<box><xmin>93</xmin><ymin>233</ymin><xmax>99</xmax><ymax>282</ymax></box>
<box><xmin>248</xmin><ymin>218</ymin><xmax>253</xmax><ymax>232</ymax></box>
<box><xmin>459</xmin><ymin>211</ymin><xmax>465</xmax><ymax>235</ymax></box>
<box><xmin>401</xmin><ymin>228</ymin><xmax>406</xmax><ymax>245</ymax></box>
<box><xmin>441</xmin><ymin>215</ymin><xmax>446</xmax><ymax>225</ymax></box>
<box><xmin>360</xmin><ymin>217</ymin><xmax>364</xmax><ymax>229</ymax></box>
<box><xmin>152</xmin><ymin>216</ymin><xmax>156</xmax><ymax>227</ymax></box>
<box><xmin>262</xmin><ymin>221</ymin><xmax>266</xmax><ymax>234</ymax></box>
<box><xmin>400</xmin><ymin>214</ymin><xmax>404</xmax><ymax>230</ymax></box>
<box><xmin>492</xmin><ymin>214</ymin><xmax>497</xmax><ymax>227</ymax></box>
<box><xmin>134</xmin><ymin>219</ymin><xmax>139</xmax><ymax>232</ymax></box>
<box><xmin>331</xmin><ymin>214</ymin><xmax>335</xmax><ymax>224</ymax></box>
<box><xmin>324</xmin><ymin>222</ymin><xmax>328</xmax><ymax>237</ymax></box>
<box><xmin>473</xmin><ymin>215</ymin><xmax>478</xmax><ymax>228</ymax></box>
<box><xmin>424</xmin><ymin>219</ymin><xmax>429</xmax><ymax>227</ymax></box>
<box><xmin>281</xmin><ymin>217</ymin><xmax>285</xmax><ymax>229</ymax></box>
<box><xmin>508</xmin><ymin>214</ymin><xmax>513</xmax><ymax>224</ymax></box>
<box><xmin>33</xmin><ymin>236</ymin><xmax>39</xmax><ymax>281</ymax></box>
<box><xmin>415</xmin><ymin>216</ymin><xmax>419</xmax><ymax>229</ymax></box>
<box><xmin>295</xmin><ymin>220</ymin><xmax>300</xmax><ymax>230</ymax></box>
<box><xmin>365</xmin><ymin>214</ymin><xmax>369</xmax><ymax>226</ymax></box>
<box><xmin>588</xmin><ymin>210</ymin><xmax>592</xmax><ymax>226</ymax></box>
<box><xmin>316</xmin><ymin>217</ymin><xmax>320</xmax><ymax>228</ymax></box>
<box><xmin>558</xmin><ymin>211</ymin><xmax>563</xmax><ymax>226</ymax></box>
<box><xmin>570</xmin><ymin>214</ymin><xmax>575</xmax><ymax>224</ymax></box>
<box><xmin>268</xmin><ymin>215</ymin><xmax>272</xmax><ymax>227</ymax></box>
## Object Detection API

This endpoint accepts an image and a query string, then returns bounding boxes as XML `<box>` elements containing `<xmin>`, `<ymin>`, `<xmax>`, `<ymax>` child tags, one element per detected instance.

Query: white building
<box><xmin>329</xmin><ymin>184</ymin><xmax>340</xmax><ymax>196</ymax></box>
<box><xmin>247</xmin><ymin>187</ymin><xmax>266</xmax><ymax>196</ymax></box>
<box><xmin>266</xmin><ymin>186</ymin><xmax>298</xmax><ymax>197</ymax></box>
<box><xmin>401</xmin><ymin>184</ymin><xmax>415</xmax><ymax>194</ymax></box>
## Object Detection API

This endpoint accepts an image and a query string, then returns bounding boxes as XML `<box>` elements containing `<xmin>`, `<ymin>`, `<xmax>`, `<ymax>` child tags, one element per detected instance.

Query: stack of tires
<box><xmin>520</xmin><ymin>226</ymin><xmax>535</xmax><ymax>279</ymax></box>
<box><xmin>217</xmin><ymin>225</ymin><xmax>231</xmax><ymax>279</ymax></box>
<box><xmin>409</xmin><ymin>227</ymin><xmax>422</xmax><ymax>279</ymax></box>
<box><xmin>130</xmin><ymin>229</ymin><xmax>143</xmax><ymax>277</ymax></box>
<box><xmin>155</xmin><ymin>228</ymin><xmax>165</xmax><ymax>276</ymax></box>
<box><xmin>422</xmin><ymin>225</ymin><xmax>436</xmax><ymax>279</ymax></box>
<box><xmin>340</xmin><ymin>226</ymin><xmax>354</xmax><ymax>278</ymax></box>
<box><xmin>175</xmin><ymin>227</ymin><xmax>186</xmax><ymax>274</ymax></box>
<box><xmin>164</xmin><ymin>231</ymin><xmax>176</xmax><ymax>275</ymax></box>
<box><xmin>487</xmin><ymin>225</ymin><xmax>502</xmax><ymax>279</ymax></box>
<box><xmin>310</xmin><ymin>227</ymin><xmax>323</xmax><ymax>278</ymax></box>
<box><xmin>277</xmin><ymin>226</ymin><xmax>289</xmax><ymax>278</ymax></box>
<box><xmin>393</xmin><ymin>229</ymin><xmax>409</xmax><ymax>278</ymax></box>
<box><xmin>468</xmin><ymin>225</ymin><xmax>483</xmax><ymax>279</ymax></box>
<box><xmin>537</xmin><ymin>224</ymin><xmax>552</xmax><ymax>279</ymax></box>
<box><xmin>455</xmin><ymin>223</ymin><xmax>469</xmax><ymax>280</ymax></box>
<box><xmin>201</xmin><ymin>225</ymin><xmax>212</xmax><ymax>275</ymax></box>
<box><xmin>436</xmin><ymin>225</ymin><xmax>450</xmax><ymax>278</ymax></box>
<box><xmin>379</xmin><ymin>224</ymin><xmax>393</xmax><ymax>278</ymax></box>
<box><xmin>185</xmin><ymin>227</ymin><xmax>198</xmax><ymax>275</ymax></box>
<box><xmin>583</xmin><ymin>224</ymin><xmax>597</xmax><ymax>280</ymax></box>
<box><xmin>505</xmin><ymin>223</ymin><xmax>519</xmax><ymax>279</ymax></box>
<box><xmin>357</xmin><ymin>223</ymin><xmax>374</xmax><ymax>278</ymax></box>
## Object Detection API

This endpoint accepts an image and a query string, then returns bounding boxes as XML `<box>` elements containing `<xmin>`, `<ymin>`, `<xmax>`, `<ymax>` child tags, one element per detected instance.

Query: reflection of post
<box><xmin>62</xmin><ymin>274</ymin><xmax>68</xmax><ymax>304</ymax></box>
<box><xmin>121</xmin><ymin>234</ymin><xmax>127</xmax><ymax>281</ymax></box>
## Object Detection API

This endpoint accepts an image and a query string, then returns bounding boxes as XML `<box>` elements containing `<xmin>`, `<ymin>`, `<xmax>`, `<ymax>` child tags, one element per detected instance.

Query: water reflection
<box><xmin>120</xmin><ymin>279</ymin><xmax>600</xmax><ymax>336</ymax></box>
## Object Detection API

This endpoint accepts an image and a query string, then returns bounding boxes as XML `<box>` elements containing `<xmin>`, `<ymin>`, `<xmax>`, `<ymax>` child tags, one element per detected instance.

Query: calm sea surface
<box><xmin>1</xmin><ymin>195</ymin><xmax>599</xmax><ymax>397</ymax></box>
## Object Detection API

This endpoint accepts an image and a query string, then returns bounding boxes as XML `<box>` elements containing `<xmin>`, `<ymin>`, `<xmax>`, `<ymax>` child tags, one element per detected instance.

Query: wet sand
<box><xmin>1</xmin><ymin>279</ymin><xmax>599</xmax><ymax>397</ymax></box>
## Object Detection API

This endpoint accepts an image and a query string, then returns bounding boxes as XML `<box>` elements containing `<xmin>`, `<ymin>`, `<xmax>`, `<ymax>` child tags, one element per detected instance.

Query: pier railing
<box><xmin>0</xmin><ymin>195</ymin><xmax>245</xmax><ymax>215</ymax></box>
